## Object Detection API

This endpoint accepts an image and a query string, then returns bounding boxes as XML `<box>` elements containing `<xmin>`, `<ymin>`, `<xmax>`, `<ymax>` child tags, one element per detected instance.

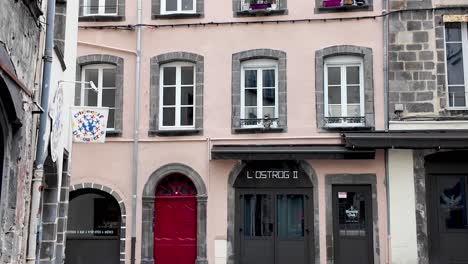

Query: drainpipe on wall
<box><xmin>131</xmin><ymin>0</ymin><xmax>142</xmax><ymax>262</ymax></box>
<box><xmin>27</xmin><ymin>0</ymin><xmax>56</xmax><ymax>263</ymax></box>
<box><xmin>383</xmin><ymin>0</ymin><xmax>391</xmax><ymax>263</ymax></box>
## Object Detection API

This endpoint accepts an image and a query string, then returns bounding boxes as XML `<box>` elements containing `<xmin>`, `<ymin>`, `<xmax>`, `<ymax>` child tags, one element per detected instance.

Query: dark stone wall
<box><xmin>0</xmin><ymin>0</ymin><xmax>42</xmax><ymax>263</ymax></box>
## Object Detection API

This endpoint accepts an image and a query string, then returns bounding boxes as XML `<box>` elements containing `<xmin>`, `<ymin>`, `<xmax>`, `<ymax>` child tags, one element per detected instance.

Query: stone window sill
<box><xmin>148</xmin><ymin>129</ymin><xmax>202</xmax><ymax>136</ymax></box>
<box><xmin>235</xmin><ymin>9</ymin><xmax>287</xmax><ymax>17</ymax></box>
<box><xmin>233</xmin><ymin>127</ymin><xmax>286</xmax><ymax>134</ymax></box>
<box><xmin>79</xmin><ymin>15</ymin><xmax>125</xmax><ymax>22</ymax></box>
<box><xmin>316</xmin><ymin>4</ymin><xmax>371</xmax><ymax>12</ymax></box>
<box><xmin>152</xmin><ymin>13</ymin><xmax>203</xmax><ymax>19</ymax></box>
<box><xmin>53</xmin><ymin>45</ymin><xmax>67</xmax><ymax>71</ymax></box>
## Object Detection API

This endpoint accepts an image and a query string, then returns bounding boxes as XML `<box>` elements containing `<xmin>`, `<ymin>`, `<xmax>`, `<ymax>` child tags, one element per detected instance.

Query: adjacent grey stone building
<box><xmin>0</xmin><ymin>0</ymin><xmax>42</xmax><ymax>262</ymax></box>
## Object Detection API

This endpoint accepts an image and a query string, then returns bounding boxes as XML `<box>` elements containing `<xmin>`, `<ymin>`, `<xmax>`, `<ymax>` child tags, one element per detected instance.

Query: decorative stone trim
<box><xmin>232</xmin><ymin>0</ymin><xmax>287</xmax><ymax>16</ymax></box>
<box><xmin>141</xmin><ymin>163</ymin><xmax>208</xmax><ymax>264</ymax></box>
<box><xmin>226</xmin><ymin>161</ymin><xmax>320</xmax><ymax>264</ymax></box>
<box><xmin>315</xmin><ymin>45</ymin><xmax>375</xmax><ymax>130</ymax></box>
<box><xmin>149</xmin><ymin>52</ymin><xmax>204</xmax><ymax>136</ymax></box>
<box><xmin>231</xmin><ymin>49</ymin><xmax>287</xmax><ymax>133</ymax></box>
<box><xmin>152</xmin><ymin>0</ymin><xmax>204</xmax><ymax>19</ymax></box>
<box><xmin>325</xmin><ymin>174</ymin><xmax>379</xmax><ymax>264</ymax></box>
<box><xmin>76</xmin><ymin>54</ymin><xmax>124</xmax><ymax>135</ymax></box>
<box><xmin>69</xmin><ymin>183</ymin><xmax>127</xmax><ymax>263</ymax></box>
<box><xmin>54</xmin><ymin>0</ymin><xmax>67</xmax><ymax>70</ymax></box>
<box><xmin>78</xmin><ymin>0</ymin><xmax>125</xmax><ymax>21</ymax></box>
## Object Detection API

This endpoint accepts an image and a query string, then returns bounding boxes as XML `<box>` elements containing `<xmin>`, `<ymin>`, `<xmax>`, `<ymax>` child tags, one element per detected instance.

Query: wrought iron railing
<box><xmin>240</xmin><ymin>117</ymin><xmax>279</xmax><ymax>128</ymax></box>
<box><xmin>448</xmin><ymin>92</ymin><xmax>468</xmax><ymax>108</ymax></box>
<box><xmin>324</xmin><ymin>116</ymin><xmax>365</xmax><ymax>126</ymax></box>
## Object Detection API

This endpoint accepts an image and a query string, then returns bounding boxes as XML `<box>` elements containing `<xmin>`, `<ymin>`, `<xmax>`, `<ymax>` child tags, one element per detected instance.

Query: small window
<box><xmin>159</xmin><ymin>62</ymin><xmax>196</xmax><ymax>130</ymax></box>
<box><xmin>240</xmin><ymin>59</ymin><xmax>278</xmax><ymax>128</ymax></box>
<box><xmin>240</xmin><ymin>0</ymin><xmax>280</xmax><ymax>11</ymax></box>
<box><xmin>83</xmin><ymin>0</ymin><xmax>118</xmax><ymax>16</ymax></box>
<box><xmin>161</xmin><ymin>0</ymin><xmax>196</xmax><ymax>14</ymax></box>
<box><xmin>445</xmin><ymin>22</ymin><xmax>468</xmax><ymax>109</ymax></box>
<box><xmin>79</xmin><ymin>64</ymin><xmax>117</xmax><ymax>130</ymax></box>
<box><xmin>324</xmin><ymin>56</ymin><xmax>365</xmax><ymax>127</ymax></box>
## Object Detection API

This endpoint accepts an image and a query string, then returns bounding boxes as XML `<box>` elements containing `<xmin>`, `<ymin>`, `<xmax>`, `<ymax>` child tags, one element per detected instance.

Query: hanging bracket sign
<box><xmin>71</xmin><ymin>107</ymin><xmax>109</xmax><ymax>143</ymax></box>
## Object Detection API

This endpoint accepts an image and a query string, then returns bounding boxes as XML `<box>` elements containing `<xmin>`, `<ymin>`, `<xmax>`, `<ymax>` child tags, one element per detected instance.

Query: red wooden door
<box><xmin>154</xmin><ymin>174</ymin><xmax>197</xmax><ymax>264</ymax></box>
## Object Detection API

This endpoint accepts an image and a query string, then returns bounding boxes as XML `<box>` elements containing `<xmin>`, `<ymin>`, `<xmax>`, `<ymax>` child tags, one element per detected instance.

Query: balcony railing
<box><xmin>324</xmin><ymin>116</ymin><xmax>366</xmax><ymax>127</ymax></box>
<box><xmin>241</xmin><ymin>1</ymin><xmax>279</xmax><ymax>11</ymax></box>
<box><xmin>321</xmin><ymin>0</ymin><xmax>367</xmax><ymax>8</ymax></box>
<box><xmin>448</xmin><ymin>91</ymin><xmax>468</xmax><ymax>108</ymax></box>
<box><xmin>240</xmin><ymin>117</ymin><xmax>279</xmax><ymax>128</ymax></box>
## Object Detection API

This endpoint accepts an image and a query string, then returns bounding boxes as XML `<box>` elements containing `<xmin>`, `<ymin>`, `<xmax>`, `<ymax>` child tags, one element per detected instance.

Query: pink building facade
<box><xmin>70</xmin><ymin>0</ymin><xmax>387</xmax><ymax>263</ymax></box>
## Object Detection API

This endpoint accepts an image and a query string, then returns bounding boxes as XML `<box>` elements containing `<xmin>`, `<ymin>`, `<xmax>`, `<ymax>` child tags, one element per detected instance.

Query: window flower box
<box><xmin>250</xmin><ymin>3</ymin><xmax>270</xmax><ymax>9</ymax></box>
<box><xmin>323</xmin><ymin>0</ymin><xmax>341</xmax><ymax>7</ymax></box>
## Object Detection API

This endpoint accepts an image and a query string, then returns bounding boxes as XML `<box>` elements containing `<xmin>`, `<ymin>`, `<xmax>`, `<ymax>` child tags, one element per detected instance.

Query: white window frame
<box><xmin>324</xmin><ymin>56</ymin><xmax>365</xmax><ymax>128</ymax></box>
<box><xmin>159</xmin><ymin>62</ymin><xmax>196</xmax><ymax>130</ymax></box>
<box><xmin>161</xmin><ymin>0</ymin><xmax>196</xmax><ymax>15</ymax></box>
<box><xmin>445</xmin><ymin>22</ymin><xmax>468</xmax><ymax>110</ymax></box>
<box><xmin>79</xmin><ymin>64</ymin><xmax>117</xmax><ymax>131</ymax></box>
<box><xmin>83</xmin><ymin>0</ymin><xmax>118</xmax><ymax>16</ymax></box>
<box><xmin>240</xmin><ymin>59</ymin><xmax>279</xmax><ymax>128</ymax></box>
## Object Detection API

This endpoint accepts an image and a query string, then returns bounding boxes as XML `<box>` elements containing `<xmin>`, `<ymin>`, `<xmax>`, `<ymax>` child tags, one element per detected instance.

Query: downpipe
<box><xmin>27</xmin><ymin>0</ymin><xmax>56</xmax><ymax>263</ymax></box>
<box><xmin>131</xmin><ymin>0</ymin><xmax>142</xmax><ymax>261</ymax></box>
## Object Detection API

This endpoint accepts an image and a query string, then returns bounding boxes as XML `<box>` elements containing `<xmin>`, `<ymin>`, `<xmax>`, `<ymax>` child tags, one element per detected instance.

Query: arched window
<box><xmin>66</xmin><ymin>189</ymin><xmax>122</xmax><ymax>264</ymax></box>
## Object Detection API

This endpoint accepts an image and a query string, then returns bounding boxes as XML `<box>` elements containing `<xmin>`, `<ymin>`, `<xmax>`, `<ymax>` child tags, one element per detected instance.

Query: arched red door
<box><xmin>154</xmin><ymin>173</ymin><xmax>197</xmax><ymax>264</ymax></box>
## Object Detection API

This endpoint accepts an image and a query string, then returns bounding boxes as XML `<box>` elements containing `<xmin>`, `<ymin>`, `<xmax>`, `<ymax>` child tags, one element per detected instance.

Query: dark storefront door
<box><xmin>238</xmin><ymin>189</ymin><xmax>312</xmax><ymax>264</ymax></box>
<box><xmin>154</xmin><ymin>174</ymin><xmax>197</xmax><ymax>264</ymax></box>
<box><xmin>430</xmin><ymin>175</ymin><xmax>468</xmax><ymax>264</ymax></box>
<box><xmin>332</xmin><ymin>185</ymin><xmax>373</xmax><ymax>264</ymax></box>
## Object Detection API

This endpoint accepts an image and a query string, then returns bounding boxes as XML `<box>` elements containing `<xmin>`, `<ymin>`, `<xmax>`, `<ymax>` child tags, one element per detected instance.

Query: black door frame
<box><xmin>235</xmin><ymin>188</ymin><xmax>314</xmax><ymax>264</ymax></box>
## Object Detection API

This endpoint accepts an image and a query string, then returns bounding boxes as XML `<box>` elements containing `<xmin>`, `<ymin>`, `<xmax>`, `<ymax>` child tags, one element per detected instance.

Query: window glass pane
<box><xmin>84</xmin><ymin>89</ymin><xmax>98</xmax><ymax>106</ymax></box>
<box><xmin>166</xmin><ymin>0</ymin><xmax>177</xmax><ymax>11</ymax></box>
<box><xmin>163</xmin><ymin>87</ymin><xmax>176</xmax><ymax>106</ymax></box>
<box><xmin>245</xmin><ymin>70</ymin><xmax>257</xmax><ymax>88</ymax></box>
<box><xmin>163</xmin><ymin>67</ymin><xmax>176</xmax><ymax>85</ymax></box>
<box><xmin>105</xmin><ymin>0</ymin><xmax>117</xmax><ymax>13</ymax></box>
<box><xmin>346</xmin><ymin>66</ymin><xmax>360</xmax><ymax>85</ymax></box>
<box><xmin>244</xmin><ymin>194</ymin><xmax>273</xmax><ymax>237</ymax></box>
<box><xmin>263</xmin><ymin>107</ymin><xmax>275</xmax><ymax>119</ymax></box>
<box><xmin>181</xmin><ymin>66</ymin><xmax>194</xmax><ymax>85</ymax></box>
<box><xmin>102</xmin><ymin>88</ymin><xmax>116</xmax><ymax>107</ymax></box>
<box><xmin>347</xmin><ymin>85</ymin><xmax>360</xmax><ymax>104</ymax></box>
<box><xmin>338</xmin><ymin>191</ymin><xmax>367</xmax><ymax>237</ymax></box>
<box><xmin>245</xmin><ymin>89</ymin><xmax>257</xmax><ymax>106</ymax></box>
<box><xmin>180</xmin><ymin>107</ymin><xmax>194</xmax><ymax>126</ymax></box>
<box><xmin>277</xmin><ymin>195</ymin><xmax>304</xmax><ymax>238</ymax></box>
<box><xmin>448</xmin><ymin>86</ymin><xmax>466</xmax><ymax>107</ymax></box>
<box><xmin>244</xmin><ymin>107</ymin><xmax>257</xmax><ymax>119</ymax></box>
<box><xmin>327</xmin><ymin>67</ymin><xmax>341</xmax><ymax>85</ymax></box>
<box><xmin>445</xmin><ymin>23</ymin><xmax>462</xmax><ymax>42</ymax></box>
<box><xmin>103</xmin><ymin>68</ymin><xmax>116</xmax><ymax>87</ymax></box>
<box><xmin>328</xmin><ymin>105</ymin><xmax>341</xmax><ymax>117</ymax></box>
<box><xmin>263</xmin><ymin>88</ymin><xmax>275</xmax><ymax>106</ymax></box>
<box><xmin>181</xmin><ymin>86</ymin><xmax>194</xmax><ymax>105</ymax></box>
<box><xmin>89</xmin><ymin>0</ymin><xmax>99</xmax><ymax>14</ymax></box>
<box><xmin>446</xmin><ymin>43</ymin><xmax>465</xmax><ymax>85</ymax></box>
<box><xmin>182</xmin><ymin>0</ymin><xmax>194</xmax><ymax>10</ymax></box>
<box><xmin>263</xmin><ymin>69</ymin><xmax>275</xmax><ymax>87</ymax></box>
<box><xmin>107</xmin><ymin>108</ymin><xmax>115</xmax><ymax>129</ymax></box>
<box><xmin>85</xmin><ymin>68</ymin><xmax>99</xmax><ymax>85</ymax></box>
<box><xmin>328</xmin><ymin>86</ymin><xmax>341</xmax><ymax>104</ymax></box>
<box><xmin>439</xmin><ymin>176</ymin><xmax>467</xmax><ymax>229</ymax></box>
<box><xmin>347</xmin><ymin>105</ymin><xmax>361</xmax><ymax>117</ymax></box>
<box><xmin>162</xmin><ymin>107</ymin><xmax>175</xmax><ymax>126</ymax></box>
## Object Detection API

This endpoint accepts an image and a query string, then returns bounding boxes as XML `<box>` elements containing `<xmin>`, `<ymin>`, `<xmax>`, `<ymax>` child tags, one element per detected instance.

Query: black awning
<box><xmin>343</xmin><ymin>130</ymin><xmax>468</xmax><ymax>149</ymax></box>
<box><xmin>211</xmin><ymin>144</ymin><xmax>375</xmax><ymax>160</ymax></box>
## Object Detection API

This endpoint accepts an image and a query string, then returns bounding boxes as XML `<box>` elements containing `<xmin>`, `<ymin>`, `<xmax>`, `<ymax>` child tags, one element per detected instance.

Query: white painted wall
<box><xmin>388</xmin><ymin>149</ymin><xmax>418</xmax><ymax>264</ymax></box>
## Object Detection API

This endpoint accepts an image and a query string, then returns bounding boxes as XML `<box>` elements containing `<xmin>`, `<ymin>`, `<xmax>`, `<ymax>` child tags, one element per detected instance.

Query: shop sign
<box><xmin>71</xmin><ymin>107</ymin><xmax>109</xmax><ymax>143</ymax></box>
<box><xmin>246</xmin><ymin>170</ymin><xmax>299</xmax><ymax>180</ymax></box>
<box><xmin>49</xmin><ymin>85</ymin><xmax>64</xmax><ymax>162</ymax></box>
<box><xmin>67</xmin><ymin>229</ymin><xmax>117</xmax><ymax>236</ymax></box>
